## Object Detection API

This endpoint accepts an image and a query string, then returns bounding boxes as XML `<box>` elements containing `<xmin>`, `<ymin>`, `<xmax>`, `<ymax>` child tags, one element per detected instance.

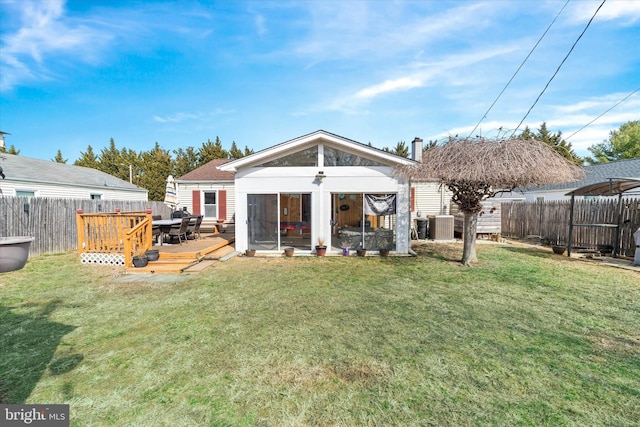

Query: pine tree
<box><xmin>229</xmin><ymin>141</ymin><xmax>244</xmax><ymax>159</ymax></box>
<box><xmin>74</xmin><ymin>145</ymin><xmax>100</xmax><ymax>169</ymax></box>
<box><xmin>0</xmin><ymin>144</ymin><xmax>20</xmax><ymax>154</ymax></box>
<box><xmin>173</xmin><ymin>147</ymin><xmax>199</xmax><ymax>177</ymax></box>
<box><xmin>140</xmin><ymin>142</ymin><xmax>173</xmax><ymax>201</ymax></box>
<box><xmin>198</xmin><ymin>137</ymin><xmax>229</xmax><ymax>166</ymax></box>
<box><xmin>52</xmin><ymin>150</ymin><xmax>67</xmax><ymax>163</ymax></box>
<box><xmin>519</xmin><ymin>122</ymin><xmax>582</xmax><ymax>164</ymax></box>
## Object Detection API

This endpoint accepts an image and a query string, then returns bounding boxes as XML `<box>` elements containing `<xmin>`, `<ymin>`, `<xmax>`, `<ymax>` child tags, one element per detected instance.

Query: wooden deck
<box><xmin>126</xmin><ymin>233</ymin><xmax>236</xmax><ymax>274</ymax></box>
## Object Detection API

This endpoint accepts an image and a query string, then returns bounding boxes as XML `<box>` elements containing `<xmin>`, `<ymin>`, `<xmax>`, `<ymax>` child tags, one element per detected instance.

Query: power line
<box><xmin>510</xmin><ymin>0</ymin><xmax>607</xmax><ymax>138</ymax></box>
<box><xmin>565</xmin><ymin>87</ymin><xmax>640</xmax><ymax>140</ymax></box>
<box><xmin>468</xmin><ymin>0</ymin><xmax>570</xmax><ymax>138</ymax></box>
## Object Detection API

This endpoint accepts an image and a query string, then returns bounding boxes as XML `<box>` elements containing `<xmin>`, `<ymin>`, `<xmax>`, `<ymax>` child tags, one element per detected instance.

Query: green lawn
<box><xmin>1</xmin><ymin>242</ymin><xmax>639</xmax><ymax>426</ymax></box>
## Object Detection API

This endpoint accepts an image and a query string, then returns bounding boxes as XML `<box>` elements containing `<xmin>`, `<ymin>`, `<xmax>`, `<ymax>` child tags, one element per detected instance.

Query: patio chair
<box><xmin>188</xmin><ymin>215</ymin><xmax>203</xmax><ymax>240</ymax></box>
<box><xmin>152</xmin><ymin>224</ymin><xmax>161</xmax><ymax>245</ymax></box>
<box><xmin>167</xmin><ymin>217</ymin><xmax>190</xmax><ymax>245</ymax></box>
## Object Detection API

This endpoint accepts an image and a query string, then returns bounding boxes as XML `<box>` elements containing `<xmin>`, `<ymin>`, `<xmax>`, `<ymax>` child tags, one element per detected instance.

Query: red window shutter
<box><xmin>192</xmin><ymin>190</ymin><xmax>201</xmax><ymax>215</ymax></box>
<box><xmin>410</xmin><ymin>187</ymin><xmax>415</xmax><ymax>212</ymax></box>
<box><xmin>218</xmin><ymin>190</ymin><xmax>227</xmax><ymax>221</ymax></box>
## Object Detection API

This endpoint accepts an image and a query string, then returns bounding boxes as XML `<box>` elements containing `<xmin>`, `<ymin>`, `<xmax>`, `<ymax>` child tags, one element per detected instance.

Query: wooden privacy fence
<box><xmin>501</xmin><ymin>198</ymin><xmax>640</xmax><ymax>257</ymax></box>
<box><xmin>0</xmin><ymin>197</ymin><xmax>172</xmax><ymax>257</ymax></box>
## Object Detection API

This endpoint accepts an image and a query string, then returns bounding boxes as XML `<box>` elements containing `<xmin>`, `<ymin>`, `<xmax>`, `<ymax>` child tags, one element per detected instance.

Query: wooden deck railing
<box><xmin>76</xmin><ymin>211</ymin><xmax>153</xmax><ymax>267</ymax></box>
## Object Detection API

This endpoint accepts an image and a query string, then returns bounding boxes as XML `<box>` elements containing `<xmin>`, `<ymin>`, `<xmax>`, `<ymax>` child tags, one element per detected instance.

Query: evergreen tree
<box><xmin>382</xmin><ymin>141</ymin><xmax>409</xmax><ymax>157</ymax></box>
<box><xmin>198</xmin><ymin>137</ymin><xmax>229</xmax><ymax>166</ymax></box>
<box><xmin>0</xmin><ymin>144</ymin><xmax>20</xmax><ymax>154</ymax></box>
<box><xmin>243</xmin><ymin>146</ymin><xmax>254</xmax><ymax>156</ymax></box>
<box><xmin>74</xmin><ymin>145</ymin><xmax>100</xmax><ymax>169</ymax></box>
<box><xmin>586</xmin><ymin>120</ymin><xmax>640</xmax><ymax>163</ymax></box>
<box><xmin>98</xmin><ymin>138</ymin><xmax>125</xmax><ymax>177</ymax></box>
<box><xmin>173</xmin><ymin>146</ymin><xmax>199</xmax><ymax>177</ymax></box>
<box><xmin>140</xmin><ymin>142</ymin><xmax>173</xmax><ymax>201</ymax></box>
<box><xmin>52</xmin><ymin>150</ymin><xmax>67</xmax><ymax>163</ymax></box>
<box><xmin>229</xmin><ymin>141</ymin><xmax>244</xmax><ymax>159</ymax></box>
<box><xmin>519</xmin><ymin>122</ymin><xmax>582</xmax><ymax>164</ymax></box>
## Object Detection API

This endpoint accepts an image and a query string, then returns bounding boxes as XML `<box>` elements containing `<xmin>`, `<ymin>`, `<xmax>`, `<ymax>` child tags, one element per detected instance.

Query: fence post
<box><xmin>567</xmin><ymin>195</ymin><xmax>575</xmax><ymax>257</ymax></box>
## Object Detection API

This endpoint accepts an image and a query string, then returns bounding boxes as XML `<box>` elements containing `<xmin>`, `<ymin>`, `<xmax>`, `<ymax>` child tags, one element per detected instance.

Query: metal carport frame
<box><xmin>566</xmin><ymin>178</ymin><xmax>640</xmax><ymax>257</ymax></box>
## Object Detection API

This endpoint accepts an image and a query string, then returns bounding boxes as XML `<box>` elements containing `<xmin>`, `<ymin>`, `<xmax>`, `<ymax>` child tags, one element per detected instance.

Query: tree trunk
<box><xmin>462</xmin><ymin>211</ymin><xmax>478</xmax><ymax>266</ymax></box>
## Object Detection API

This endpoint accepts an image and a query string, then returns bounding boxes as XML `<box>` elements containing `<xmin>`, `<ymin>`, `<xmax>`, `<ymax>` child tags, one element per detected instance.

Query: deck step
<box><xmin>205</xmin><ymin>245</ymin><xmax>236</xmax><ymax>260</ymax></box>
<box><xmin>126</xmin><ymin>235</ymin><xmax>235</xmax><ymax>274</ymax></box>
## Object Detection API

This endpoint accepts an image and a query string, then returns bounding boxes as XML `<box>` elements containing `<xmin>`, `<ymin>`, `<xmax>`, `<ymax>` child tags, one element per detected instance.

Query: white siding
<box><xmin>233</xmin><ymin>166</ymin><xmax>411</xmax><ymax>253</ymax></box>
<box><xmin>412</xmin><ymin>181</ymin><xmax>452</xmax><ymax>219</ymax></box>
<box><xmin>177</xmin><ymin>181</ymin><xmax>235</xmax><ymax>221</ymax></box>
<box><xmin>0</xmin><ymin>180</ymin><xmax>147</xmax><ymax>200</ymax></box>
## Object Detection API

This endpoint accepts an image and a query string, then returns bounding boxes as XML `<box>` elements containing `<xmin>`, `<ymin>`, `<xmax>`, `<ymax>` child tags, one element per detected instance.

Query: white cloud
<box><xmin>354</xmin><ymin>77</ymin><xmax>423</xmax><ymax>100</ymax></box>
<box><xmin>153</xmin><ymin>109</ymin><xmax>235</xmax><ymax>123</ymax></box>
<box><xmin>0</xmin><ymin>0</ymin><xmax>114</xmax><ymax>91</ymax></box>
<box><xmin>568</xmin><ymin>0</ymin><xmax>640</xmax><ymax>24</ymax></box>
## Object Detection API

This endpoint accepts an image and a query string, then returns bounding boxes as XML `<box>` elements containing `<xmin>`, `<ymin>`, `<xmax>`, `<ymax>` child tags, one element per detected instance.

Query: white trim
<box><xmin>219</xmin><ymin>130</ymin><xmax>415</xmax><ymax>172</ymax></box>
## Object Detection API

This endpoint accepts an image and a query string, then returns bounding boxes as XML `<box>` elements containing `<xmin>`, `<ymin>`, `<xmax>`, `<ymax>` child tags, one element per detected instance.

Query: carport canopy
<box><xmin>565</xmin><ymin>177</ymin><xmax>640</xmax><ymax>257</ymax></box>
<box><xmin>566</xmin><ymin>177</ymin><xmax>640</xmax><ymax>197</ymax></box>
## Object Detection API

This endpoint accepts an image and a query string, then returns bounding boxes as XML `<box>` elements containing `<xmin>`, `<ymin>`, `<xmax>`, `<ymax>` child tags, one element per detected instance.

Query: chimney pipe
<box><xmin>411</xmin><ymin>137</ymin><xmax>423</xmax><ymax>162</ymax></box>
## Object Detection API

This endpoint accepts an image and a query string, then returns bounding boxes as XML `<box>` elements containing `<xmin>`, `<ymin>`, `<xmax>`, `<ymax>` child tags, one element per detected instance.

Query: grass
<box><xmin>1</xmin><ymin>242</ymin><xmax>639</xmax><ymax>426</ymax></box>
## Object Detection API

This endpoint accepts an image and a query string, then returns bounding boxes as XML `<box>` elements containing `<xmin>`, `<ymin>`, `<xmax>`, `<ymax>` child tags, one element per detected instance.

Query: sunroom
<box><xmin>218</xmin><ymin>130</ymin><xmax>417</xmax><ymax>255</ymax></box>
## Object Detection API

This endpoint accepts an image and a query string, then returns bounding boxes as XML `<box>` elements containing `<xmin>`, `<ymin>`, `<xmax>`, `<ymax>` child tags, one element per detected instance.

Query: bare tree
<box><xmin>398</xmin><ymin>137</ymin><xmax>584</xmax><ymax>265</ymax></box>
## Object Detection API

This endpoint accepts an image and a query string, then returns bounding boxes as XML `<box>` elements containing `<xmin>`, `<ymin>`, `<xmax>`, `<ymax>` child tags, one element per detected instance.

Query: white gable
<box><xmin>219</xmin><ymin>130</ymin><xmax>414</xmax><ymax>172</ymax></box>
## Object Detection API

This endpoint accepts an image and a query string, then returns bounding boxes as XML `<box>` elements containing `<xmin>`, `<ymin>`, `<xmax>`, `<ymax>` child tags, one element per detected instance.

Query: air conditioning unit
<box><xmin>429</xmin><ymin>215</ymin><xmax>454</xmax><ymax>240</ymax></box>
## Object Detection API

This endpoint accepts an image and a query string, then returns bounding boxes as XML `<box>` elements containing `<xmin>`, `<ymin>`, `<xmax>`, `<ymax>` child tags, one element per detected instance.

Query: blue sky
<box><xmin>1</xmin><ymin>0</ymin><xmax>639</xmax><ymax>162</ymax></box>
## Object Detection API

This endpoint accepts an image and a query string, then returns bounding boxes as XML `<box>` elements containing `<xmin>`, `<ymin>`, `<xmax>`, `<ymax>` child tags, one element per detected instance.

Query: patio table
<box><xmin>153</xmin><ymin>218</ymin><xmax>183</xmax><ymax>245</ymax></box>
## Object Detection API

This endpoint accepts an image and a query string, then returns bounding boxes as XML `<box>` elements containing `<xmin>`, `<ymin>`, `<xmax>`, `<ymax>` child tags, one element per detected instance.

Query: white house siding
<box><xmin>233</xmin><ymin>166</ymin><xmax>412</xmax><ymax>253</ymax></box>
<box><xmin>412</xmin><ymin>181</ymin><xmax>452</xmax><ymax>219</ymax></box>
<box><xmin>177</xmin><ymin>181</ymin><xmax>235</xmax><ymax>222</ymax></box>
<box><xmin>0</xmin><ymin>180</ymin><xmax>147</xmax><ymax>200</ymax></box>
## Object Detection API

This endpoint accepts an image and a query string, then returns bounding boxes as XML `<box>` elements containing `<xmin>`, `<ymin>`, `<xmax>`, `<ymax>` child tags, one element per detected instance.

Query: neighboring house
<box><xmin>0</xmin><ymin>153</ymin><xmax>148</xmax><ymax>200</ymax></box>
<box><xmin>519</xmin><ymin>158</ymin><xmax>640</xmax><ymax>201</ymax></box>
<box><xmin>218</xmin><ymin>130</ymin><xmax>417</xmax><ymax>254</ymax></box>
<box><xmin>175</xmin><ymin>158</ymin><xmax>235</xmax><ymax>228</ymax></box>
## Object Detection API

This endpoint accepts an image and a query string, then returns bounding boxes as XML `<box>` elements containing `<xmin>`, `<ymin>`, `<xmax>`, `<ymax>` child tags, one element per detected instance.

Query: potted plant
<box><xmin>341</xmin><ymin>240</ymin><xmax>350</xmax><ymax>256</ymax></box>
<box><xmin>145</xmin><ymin>248</ymin><xmax>159</xmax><ymax>261</ymax></box>
<box><xmin>315</xmin><ymin>237</ymin><xmax>327</xmax><ymax>256</ymax></box>
<box><xmin>245</xmin><ymin>249</ymin><xmax>256</xmax><ymax>257</ymax></box>
<box><xmin>379</xmin><ymin>248</ymin><xmax>390</xmax><ymax>257</ymax></box>
<box><xmin>132</xmin><ymin>248</ymin><xmax>148</xmax><ymax>267</ymax></box>
<box><xmin>356</xmin><ymin>248</ymin><xmax>367</xmax><ymax>257</ymax></box>
<box><xmin>284</xmin><ymin>247</ymin><xmax>295</xmax><ymax>257</ymax></box>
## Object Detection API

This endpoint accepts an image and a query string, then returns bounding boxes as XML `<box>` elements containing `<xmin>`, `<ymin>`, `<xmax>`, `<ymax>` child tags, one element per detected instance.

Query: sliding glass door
<box><xmin>247</xmin><ymin>193</ymin><xmax>311</xmax><ymax>251</ymax></box>
<box><xmin>331</xmin><ymin>193</ymin><xmax>396</xmax><ymax>251</ymax></box>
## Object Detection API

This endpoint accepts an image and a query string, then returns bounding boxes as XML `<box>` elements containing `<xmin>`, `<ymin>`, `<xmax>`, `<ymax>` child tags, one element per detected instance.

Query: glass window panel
<box><xmin>257</xmin><ymin>146</ymin><xmax>318</xmax><ymax>167</ymax></box>
<box><xmin>332</xmin><ymin>192</ymin><xmax>396</xmax><ymax>251</ymax></box>
<box><xmin>204</xmin><ymin>191</ymin><xmax>217</xmax><ymax>219</ymax></box>
<box><xmin>324</xmin><ymin>147</ymin><xmax>386</xmax><ymax>167</ymax></box>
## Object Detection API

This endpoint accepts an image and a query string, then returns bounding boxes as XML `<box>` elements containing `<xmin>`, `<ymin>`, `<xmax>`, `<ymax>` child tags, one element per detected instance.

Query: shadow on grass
<box><xmin>0</xmin><ymin>299</ymin><xmax>77</xmax><ymax>403</ymax></box>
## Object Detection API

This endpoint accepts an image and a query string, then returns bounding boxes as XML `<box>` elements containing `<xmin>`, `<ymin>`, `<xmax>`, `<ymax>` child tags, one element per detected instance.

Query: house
<box><xmin>519</xmin><ymin>158</ymin><xmax>640</xmax><ymax>201</ymax></box>
<box><xmin>0</xmin><ymin>153</ymin><xmax>148</xmax><ymax>200</ymax></box>
<box><xmin>175</xmin><ymin>158</ymin><xmax>235</xmax><ymax>230</ymax></box>
<box><xmin>217</xmin><ymin>130</ymin><xmax>417</xmax><ymax>254</ymax></box>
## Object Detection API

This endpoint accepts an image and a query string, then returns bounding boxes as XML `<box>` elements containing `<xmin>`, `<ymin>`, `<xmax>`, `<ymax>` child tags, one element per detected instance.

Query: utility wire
<box><xmin>510</xmin><ymin>0</ymin><xmax>607</xmax><ymax>138</ymax></box>
<box><xmin>565</xmin><ymin>87</ymin><xmax>640</xmax><ymax>140</ymax></box>
<box><xmin>468</xmin><ymin>0</ymin><xmax>570</xmax><ymax>138</ymax></box>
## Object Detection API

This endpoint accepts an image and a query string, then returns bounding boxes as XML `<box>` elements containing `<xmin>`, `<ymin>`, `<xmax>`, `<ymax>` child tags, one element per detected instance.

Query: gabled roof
<box><xmin>0</xmin><ymin>153</ymin><xmax>144</xmax><ymax>192</ymax></box>
<box><xmin>218</xmin><ymin>130</ymin><xmax>416</xmax><ymax>172</ymax></box>
<box><xmin>526</xmin><ymin>158</ymin><xmax>640</xmax><ymax>193</ymax></box>
<box><xmin>177</xmin><ymin>158</ymin><xmax>235</xmax><ymax>181</ymax></box>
